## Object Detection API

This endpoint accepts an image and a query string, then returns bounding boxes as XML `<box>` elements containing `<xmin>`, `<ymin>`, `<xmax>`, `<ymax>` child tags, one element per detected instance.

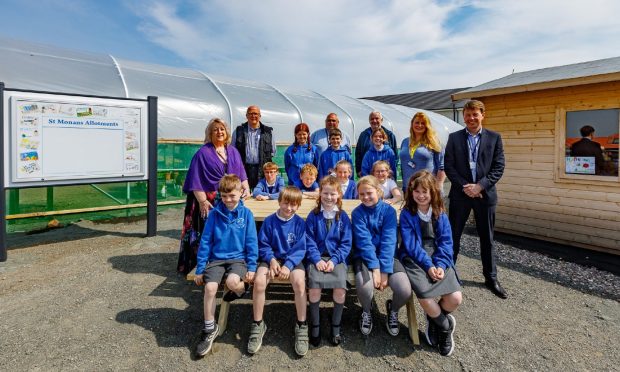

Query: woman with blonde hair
<box><xmin>399</xmin><ymin>112</ymin><xmax>446</xmax><ymax>193</ymax></box>
<box><xmin>177</xmin><ymin>118</ymin><xmax>250</xmax><ymax>275</ymax></box>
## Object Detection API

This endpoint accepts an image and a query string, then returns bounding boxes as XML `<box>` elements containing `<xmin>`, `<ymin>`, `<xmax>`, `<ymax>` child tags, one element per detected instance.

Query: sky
<box><xmin>2</xmin><ymin>0</ymin><xmax>620</xmax><ymax>97</ymax></box>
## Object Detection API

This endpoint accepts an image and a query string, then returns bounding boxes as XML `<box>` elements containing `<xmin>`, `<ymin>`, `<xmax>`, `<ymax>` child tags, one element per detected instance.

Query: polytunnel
<box><xmin>0</xmin><ymin>36</ymin><xmax>462</xmax><ymax>231</ymax></box>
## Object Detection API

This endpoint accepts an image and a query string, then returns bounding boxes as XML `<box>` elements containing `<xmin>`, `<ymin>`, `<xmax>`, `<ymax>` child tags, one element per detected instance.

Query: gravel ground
<box><xmin>0</xmin><ymin>207</ymin><xmax>618</xmax><ymax>371</ymax></box>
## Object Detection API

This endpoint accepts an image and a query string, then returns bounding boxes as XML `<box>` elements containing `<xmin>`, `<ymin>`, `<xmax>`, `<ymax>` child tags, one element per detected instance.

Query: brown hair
<box><xmin>403</xmin><ymin>170</ymin><xmax>444</xmax><ymax>220</ymax></box>
<box><xmin>356</xmin><ymin>175</ymin><xmax>384</xmax><ymax>199</ymax></box>
<box><xmin>371</xmin><ymin>127</ymin><xmax>387</xmax><ymax>143</ymax></box>
<box><xmin>262</xmin><ymin>162</ymin><xmax>279</xmax><ymax>172</ymax></box>
<box><xmin>409</xmin><ymin>112</ymin><xmax>441</xmax><ymax>153</ymax></box>
<box><xmin>312</xmin><ymin>176</ymin><xmax>343</xmax><ymax>220</ymax></box>
<box><xmin>204</xmin><ymin>118</ymin><xmax>232</xmax><ymax>145</ymax></box>
<box><xmin>278</xmin><ymin>185</ymin><xmax>303</xmax><ymax>206</ymax></box>
<box><xmin>218</xmin><ymin>174</ymin><xmax>242</xmax><ymax>193</ymax></box>
<box><xmin>328</xmin><ymin>128</ymin><xmax>343</xmax><ymax>139</ymax></box>
<box><xmin>334</xmin><ymin>159</ymin><xmax>352</xmax><ymax>174</ymax></box>
<box><xmin>463</xmin><ymin>100</ymin><xmax>485</xmax><ymax>114</ymax></box>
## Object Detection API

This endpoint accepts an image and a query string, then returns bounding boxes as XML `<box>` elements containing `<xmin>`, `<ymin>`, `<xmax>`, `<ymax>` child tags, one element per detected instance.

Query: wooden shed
<box><xmin>453</xmin><ymin>57</ymin><xmax>620</xmax><ymax>255</ymax></box>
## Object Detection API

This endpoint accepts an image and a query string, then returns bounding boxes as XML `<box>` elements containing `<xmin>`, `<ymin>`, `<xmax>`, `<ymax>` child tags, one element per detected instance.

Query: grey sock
<box><xmin>204</xmin><ymin>320</ymin><xmax>215</xmax><ymax>332</ymax></box>
<box><xmin>309</xmin><ymin>301</ymin><xmax>321</xmax><ymax>337</ymax></box>
<box><xmin>431</xmin><ymin>312</ymin><xmax>449</xmax><ymax>331</ymax></box>
<box><xmin>332</xmin><ymin>302</ymin><xmax>344</xmax><ymax>334</ymax></box>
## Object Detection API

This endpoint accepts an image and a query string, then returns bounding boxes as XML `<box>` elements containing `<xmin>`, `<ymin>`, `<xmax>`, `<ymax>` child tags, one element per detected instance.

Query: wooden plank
<box><xmin>501</xmin><ymin>130</ymin><xmax>555</xmax><ymax>138</ymax></box>
<box><xmin>499</xmin><ymin>190</ymin><xmax>620</xmax><ymax>213</ymax></box>
<box><xmin>500</xmin><ymin>184</ymin><xmax>616</xmax><ymax>202</ymax></box>
<box><xmin>504</xmin><ymin>153</ymin><xmax>554</xmax><ymax>163</ymax></box>
<box><xmin>484</xmin><ymin>112</ymin><xmax>556</xmax><ymax>125</ymax></box>
<box><xmin>503</xmin><ymin>138</ymin><xmax>555</xmax><ymax>147</ymax></box>
<box><xmin>499</xmin><ymin>199</ymin><xmax>620</xmax><ymax>222</ymax></box>
<box><xmin>503</xmin><ymin>169</ymin><xmax>554</xmax><ymax>179</ymax></box>
<box><xmin>496</xmin><ymin>219</ymin><xmax>620</xmax><ymax>252</ymax></box>
<box><xmin>503</xmin><ymin>147</ymin><xmax>555</xmax><ymax>155</ymax></box>
<box><xmin>495</xmin><ymin>225</ymin><xmax>620</xmax><ymax>255</ymax></box>
<box><xmin>505</xmin><ymin>161</ymin><xmax>554</xmax><ymax>171</ymax></box>
<box><xmin>497</xmin><ymin>204</ymin><xmax>620</xmax><ymax>231</ymax></box>
<box><xmin>501</xmin><ymin>176</ymin><xmax>619</xmax><ymax>194</ymax></box>
<box><xmin>497</xmin><ymin>213</ymin><xmax>619</xmax><ymax>240</ymax></box>
<box><xmin>489</xmin><ymin>122</ymin><xmax>555</xmax><ymax>131</ymax></box>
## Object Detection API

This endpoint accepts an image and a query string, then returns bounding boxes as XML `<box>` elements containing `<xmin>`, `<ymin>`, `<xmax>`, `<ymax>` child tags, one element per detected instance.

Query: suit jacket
<box><xmin>444</xmin><ymin>128</ymin><xmax>505</xmax><ymax>205</ymax></box>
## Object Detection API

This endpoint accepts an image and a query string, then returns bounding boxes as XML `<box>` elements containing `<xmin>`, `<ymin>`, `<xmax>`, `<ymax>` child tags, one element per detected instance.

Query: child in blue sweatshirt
<box><xmin>294</xmin><ymin>163</ymin><xmax>320</xmax><ymax>199</ymax></box>
<box><xmin>193</xmin><ymin>174</ymin><xmax>258</xmax><ymax>356</ymax></box>
<box><xmin>351</xmin><ymin>175</ymin><xmax>411</xmax><ymax>338</ymax></box>
<box><xmin>249</xmin><ymin>186</ymin><xmax>309</xmax><ymax>357</ymax></box>
<box><xmin>318</xmin><ymin>128</ymin><xmax>353</xmax><ymax>180</ymax></box>
<box><xmin>397</xmin><ymin>170</ymin><xmax>462</xmax><ymax>357</ymax></box>
<box><xmin>360</xmin><ymin>127</ymin><xmax>397</xmax><ymax>176</ymax></box>
<box><xmin>305</xmin><ymin>176</ymin><xmax>352</xmax><ymax>347</ymax></box>
<box><xmin>334</xmin><ymin>159</ymin><xmax>357</xmax><ymax>199</ymax></box>
<box><xmin>252</xmin><ymin>162</ymin><xmax>286</xmax><ymax>200</ymax></box>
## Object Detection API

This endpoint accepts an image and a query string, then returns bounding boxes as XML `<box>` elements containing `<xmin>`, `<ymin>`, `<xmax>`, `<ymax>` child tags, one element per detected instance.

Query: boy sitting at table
<box><xmin>253</xmin><ymin>162</ymin><xmax>286</xmax><ymax>200</ymax></box>
<box><xmin>294</xmin><ymin>163</ymin><xmax>320</xmax><ymax>199</ymax></box>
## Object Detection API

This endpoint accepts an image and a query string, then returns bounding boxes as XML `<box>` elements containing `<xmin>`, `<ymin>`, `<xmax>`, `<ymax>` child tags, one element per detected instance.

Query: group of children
<box><xmin>192</xmin><ymin>162</ymin><xmax>462</xmax><ymax>359</ymax></box>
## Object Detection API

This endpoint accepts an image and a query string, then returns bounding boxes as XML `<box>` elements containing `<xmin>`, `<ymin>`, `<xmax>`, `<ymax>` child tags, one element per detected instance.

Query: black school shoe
<box><xmin>330</xmin><ymin>324</ymin><xmax>343</xmax><ymax>346</ymax></box>
<box><xmin>437</xmin><ymin>314</ymin><xmax>456</xmax><ymax>356</ymax></box>
<box><xmin>425</xmin><ymin>314</ymin><xmax>438</xmax><ymax>347</ymax></box>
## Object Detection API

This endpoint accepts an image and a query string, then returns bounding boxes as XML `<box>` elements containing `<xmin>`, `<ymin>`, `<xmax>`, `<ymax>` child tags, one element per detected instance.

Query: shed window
<box><xmin>564</xmin><ymin>109</ymin><xmax>619</xmax><ymax>178</ymax></box>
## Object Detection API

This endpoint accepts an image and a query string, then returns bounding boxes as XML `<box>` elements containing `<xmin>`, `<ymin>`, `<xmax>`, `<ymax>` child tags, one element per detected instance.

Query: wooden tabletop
<box><xmin>242</xmin><ymin>198</ymin><xmax>401</xmax><ymax>221</ymax></box>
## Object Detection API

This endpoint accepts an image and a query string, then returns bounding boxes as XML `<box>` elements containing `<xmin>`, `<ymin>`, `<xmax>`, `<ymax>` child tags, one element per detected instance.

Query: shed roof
<box><xmin>362</xmin><ymin>88</ymin><xmax>469</xmax><ymax>110</ymax></box>
<box><xmin>453</xmin><ymin>56</ymin><xmax>620</xmax><ymax>100</ymax></box>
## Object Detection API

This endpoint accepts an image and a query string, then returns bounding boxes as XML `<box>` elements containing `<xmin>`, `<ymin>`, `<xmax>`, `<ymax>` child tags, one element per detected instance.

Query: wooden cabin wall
<box><xmin>478</xmin><ymin>82</ymin><xmax>620</xmax><ymax>254</ymax></box>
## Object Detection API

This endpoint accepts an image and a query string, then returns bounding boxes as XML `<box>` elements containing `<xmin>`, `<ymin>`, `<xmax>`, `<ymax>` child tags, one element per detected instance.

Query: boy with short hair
<box><xmin>294</xmin><ymin>163</ymin><xmax>320</xmax><ymax>199</ymax></box>
<box><xmin>193</xmin><ymin>174</ymin><xmax>258</xmax><ymax>357</ymax></box>
<box><xmin>252</xmin><ymin>162</ymin><xmax>286</xmax><ymax>200</ymax></box>
<box><xmin>248</xmin><ymin>186</ymin><xmax>309</xmax><ymax>356</ymax></box>
<box><xmin>318</xmin><ymin>128</ymin><xmax>353</xmax><ymax>180</ymax></box>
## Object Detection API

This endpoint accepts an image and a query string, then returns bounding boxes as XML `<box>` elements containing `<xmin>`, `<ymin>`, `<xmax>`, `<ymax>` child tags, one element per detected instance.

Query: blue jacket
<box><xmin>284</xmin><ymin>143</ymin><xmax>320</xmax><ymax>186</ymax></box>
<box><xmin>318</xmin><ymin>147</ymin><xmax>352</xmax><ymax>180</ymax></box>
<box><xmin>305</xmin><ymin>210</ymin><xmax>352</xmax><ymax>265</ymax></box>
<box><xmin>361</xmin><ymin>145</ymin><xmax>397</xmax><ymax>177</ymax></box>
<box><xmin>351</xmin><ymin>201</ymin><xmax>397</xmax><ymax>273</ymax></box>
<box><xmin>355</xmin><ymin>126</ymin><xmax>398</xmax><ymax>175</ymax></box>
<box><xmin>342</xmin><ymin>180</ymin><xmax>357</xmax><ymax>200</ymax></box>
<box><xmin>294</xmin><ymin>179</ymin><xmax>319</xmax><ymax>192</ymax></box>
<box><xmin>196</xmin><ymin>200</ymin><xmax>258</xmax><ymax>274</ymax></box>
<box><xmin>397</xmin><ymin>209</ymin><xmax>454</xmax><ymax>272</ymax></box>
<box><xmin>252</xmin><ymin>175</ymin><xmax>285</xmax><ymax>199</ymax></box>
<box><xmin>258</xmin><ymin>213</ymin><xmax>307</xmax><ymax>270</ymax></box>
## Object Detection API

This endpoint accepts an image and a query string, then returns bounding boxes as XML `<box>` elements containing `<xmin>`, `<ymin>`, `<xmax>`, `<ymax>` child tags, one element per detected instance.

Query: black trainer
<box><xmin>425</xmin><ymin>314</ymin><xmax>438</xmax><ymax>347</ymax></box>
<box><xmin>438</xmin><ymin>314</ymin><xmax>456</xmax><ymax>356</ymax></box>
<box><xmin>196</xmin><ymin>324</ymin><xmax>219</xmax><ymax>356</ymax></box>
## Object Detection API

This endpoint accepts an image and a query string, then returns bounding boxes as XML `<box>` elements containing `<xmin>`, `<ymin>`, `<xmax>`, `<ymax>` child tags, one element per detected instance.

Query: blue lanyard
<box><xmin>467</xmin><ymin>133</ymin><xmax>480</xmax><ymax>162</ymax></box>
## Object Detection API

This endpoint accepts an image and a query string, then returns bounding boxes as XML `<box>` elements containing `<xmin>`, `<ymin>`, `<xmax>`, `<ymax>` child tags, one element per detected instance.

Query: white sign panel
<box><xmin>4</xmin><ymin>92</ymin><xmax>149</xmax><ymax>187</ymax></box>
<box><xmin>565</xmin><ymin>156</ymin><xmax>596</xmax><ymax>174</ymax></box>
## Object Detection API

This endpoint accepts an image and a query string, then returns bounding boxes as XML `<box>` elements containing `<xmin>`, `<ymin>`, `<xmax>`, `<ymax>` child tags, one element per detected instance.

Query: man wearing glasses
<box><xmin>310</xmin><ymin>113</ymin><xmax>352</xmax><ymax>159</ymax></box>
<box><xmin>232</xmin><ymin>106</ymin><xmax>276</xmax><ymax>189</ymax></box>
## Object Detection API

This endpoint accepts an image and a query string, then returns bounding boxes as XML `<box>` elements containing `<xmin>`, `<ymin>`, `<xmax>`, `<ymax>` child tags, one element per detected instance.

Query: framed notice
<box><xmin>565</xmin><ymin>156</ymin><xmax>596</xmax><ymax>174</ymax></box>
<box><xmin>3</xmin><ymin>91</ymin><xmax>149</xmax><ymax>187</ymax></box>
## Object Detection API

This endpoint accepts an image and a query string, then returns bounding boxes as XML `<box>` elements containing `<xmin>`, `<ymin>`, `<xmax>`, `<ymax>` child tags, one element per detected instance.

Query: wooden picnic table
<box><xmin>242</xmin><ymin>198</ymin><xmax>402</xmax><ymax>221</ymax></box>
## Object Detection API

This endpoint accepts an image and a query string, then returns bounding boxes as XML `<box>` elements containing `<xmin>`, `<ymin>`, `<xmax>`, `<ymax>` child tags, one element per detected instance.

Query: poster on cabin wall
<box><xmin>3</xmin><ymin>91</ymin><xmax>149</xmax><ymax>187</ymax></box>
<box><xmin>565</xmin><ymin>156</ymin><xmax>596</xmax><ymax>175</ymax></box>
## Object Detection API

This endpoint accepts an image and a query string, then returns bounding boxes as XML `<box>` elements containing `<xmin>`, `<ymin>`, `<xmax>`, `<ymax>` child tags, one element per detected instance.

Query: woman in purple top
<box><xmin>177</xmin><ymin>118</ymin><xmax>249</xmax><ymax>274</ymax></box>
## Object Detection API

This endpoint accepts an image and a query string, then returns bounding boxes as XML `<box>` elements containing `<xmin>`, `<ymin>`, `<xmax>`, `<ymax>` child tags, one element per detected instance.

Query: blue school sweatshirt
<box><xmin>342</xmin><ymin>180</ymin><xmax>357</xmax><ymax>200</ymax></box>
<box><xmin>294</xmin><ymin>179</ymin><xmax>319</xmax><ymax>192</ymax></box>
<box><xmin>360</xmin><ymin>145</ymin><xmax>397</xmax><ymax>177</ymax></box>
<box><xmin>397</xmin><ymin>209</ymin><xmax>454</xmax><ymax>272</ymax></box>
<box><xmin>305</xmin><ymin>210</ymin><xmax>352</xmax><ymax>265</ymax></box>
<box><xmin>284</xmin><ymin>143</ymin><xmax>320</xmax><ymax>186</ymax></box>
<box><xmin>258</xmin><ymin>213</ymin><xmax>307</xmax><ymax>270</ymax></box>
<box><xmin>318</xmin><ymin>146</ymin><xmax>352</xmax><ymax>180</ymax></box>
<box><xmin>195</xmin><ymin>200</ymin><xmax>258</xmax><ymax>275</ymax></box>
<box><xmin>252</xmin><ymin>175</ymin><xmax>286</xmax><ymax>199</ymax></box>
<box><xmin>351</xmin><ymin>200</ymin><xmax>397</xmax><ymax>273</ymax></box>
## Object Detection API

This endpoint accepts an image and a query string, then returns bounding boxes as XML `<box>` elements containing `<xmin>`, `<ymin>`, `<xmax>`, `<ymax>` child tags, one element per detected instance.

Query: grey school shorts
<box><xmin>203</xmin><ymin>259</ymin><xmax>247</xmax><ymax>284</ymax></box>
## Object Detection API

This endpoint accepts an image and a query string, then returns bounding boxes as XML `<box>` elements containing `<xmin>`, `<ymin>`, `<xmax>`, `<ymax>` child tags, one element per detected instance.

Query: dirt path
<box><xmin>1</xmin><ymin>208</ymin><xmax>618</xmax><ymax>371</ymax></box>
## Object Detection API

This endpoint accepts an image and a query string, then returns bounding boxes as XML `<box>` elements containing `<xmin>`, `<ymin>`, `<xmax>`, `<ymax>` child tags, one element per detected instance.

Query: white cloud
<box><xmin>132</xmin><ymin>0</ymin><xmax>620</xmax><ymax>96</ymax></box>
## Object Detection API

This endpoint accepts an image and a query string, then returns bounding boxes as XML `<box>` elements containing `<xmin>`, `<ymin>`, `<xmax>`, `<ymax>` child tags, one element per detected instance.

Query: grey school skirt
<box><xmin>306</xmin><ymin>258</ymin><xmax>348</xmax><ymax>289</ymax></box>
<box><xmin>401</xmin><ymin>256</ymin><xmax>460</xmax><ymax>298</ymax></box>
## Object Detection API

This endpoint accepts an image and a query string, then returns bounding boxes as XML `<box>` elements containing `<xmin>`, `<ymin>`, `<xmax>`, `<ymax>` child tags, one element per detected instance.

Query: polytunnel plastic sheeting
<box><xmin>279</xmin><ymin>89</ymin><xmax>353</xmax><ymax>142</ymax></box>
<box><xmin>0</xmin><ymin>36</ymin><xmax>464</xmax><ymax>147</ymax></box>
<box><xmin>0</xmin><ymin>38</ymin><xmax>124</xmax><ymax>96</ymax></box>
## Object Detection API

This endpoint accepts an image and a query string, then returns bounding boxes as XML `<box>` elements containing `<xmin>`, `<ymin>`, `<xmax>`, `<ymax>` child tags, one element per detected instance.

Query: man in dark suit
<box><xmin>444</xmin><ymin>100</ymin><xmax>507</xmax><ymax>299</ymax></box>
<box><xmin>570</xmin><ymin>125</ymin><xmax>604</xmax><ymax>175</ymax></box>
